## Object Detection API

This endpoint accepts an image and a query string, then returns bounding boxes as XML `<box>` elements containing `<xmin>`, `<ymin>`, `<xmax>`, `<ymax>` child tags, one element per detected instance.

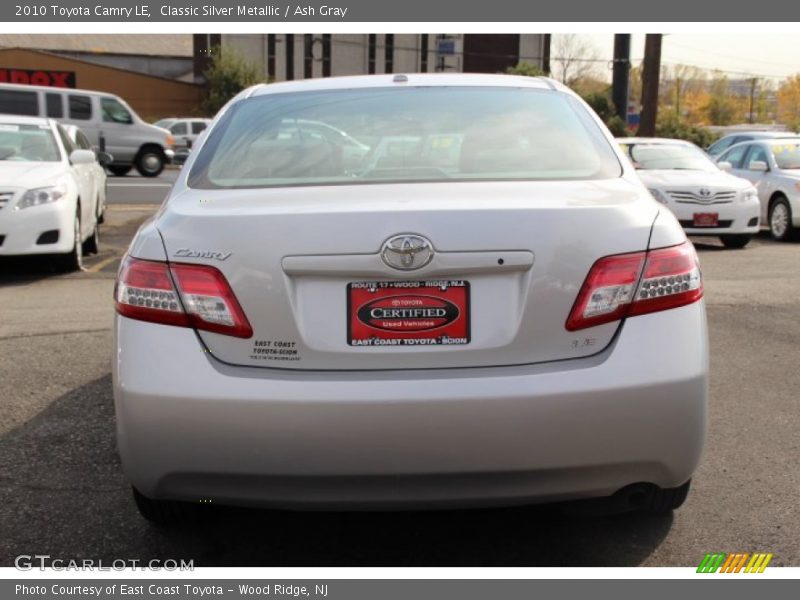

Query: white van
<box><xmin>0</xmin><ymin>83</ymin><xmax>174</xmax><ymax>177</ymax></box>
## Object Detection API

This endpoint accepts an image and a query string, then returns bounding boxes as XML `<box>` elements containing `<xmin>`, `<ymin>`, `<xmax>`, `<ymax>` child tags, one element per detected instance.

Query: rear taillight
<box><xmin>115</xmin><ymin>256</ymin><xmax>253</xmax><ymax>338</ymax></box>
<box><xmin>566</xmin><ymin>242</ymin><xmax>702</xmax><ymax>331</ymax></box>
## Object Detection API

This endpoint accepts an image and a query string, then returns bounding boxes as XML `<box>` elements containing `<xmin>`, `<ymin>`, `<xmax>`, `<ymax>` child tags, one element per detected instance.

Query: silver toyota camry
<box><xmin>113</xmin><ymin>74</ymin><xmax>708</xmax><ymax>524</ymax></box>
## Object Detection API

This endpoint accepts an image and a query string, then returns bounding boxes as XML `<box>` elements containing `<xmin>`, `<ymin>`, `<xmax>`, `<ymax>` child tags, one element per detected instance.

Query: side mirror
<box><xmin>96</xmin><ymin>151</ymin><xmax>114</xmax><ymax>166</ymax></box>
<box><xmin>69</xmin><ymin>149</ymin><xmax>96</xmax><ymax>165</ymax></box>
<box><xmin>717</xmin><ymin>161</ymin><xmax>733</xmax><ymax>172</ymax></box>
<box><xmin>749</xmin><ymin>160</ymin><xmax>769</xmax><ymax>172</ymax></box>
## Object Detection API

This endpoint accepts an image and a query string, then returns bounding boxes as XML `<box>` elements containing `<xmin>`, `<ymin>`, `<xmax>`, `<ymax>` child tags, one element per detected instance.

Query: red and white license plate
<box><xmin>347</xmin><ymin>280</ymin><xmax>470</xmax><ymax>347</ymax></box>
<box><xmin>693</xmin><ymin>212</ymin><xmax>719</xmax><ymax>227</ymax></box>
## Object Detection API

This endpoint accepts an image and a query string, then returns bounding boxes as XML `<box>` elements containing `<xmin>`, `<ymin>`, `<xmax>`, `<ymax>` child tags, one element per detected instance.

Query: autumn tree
<box><xmin>778</xmin><ymin>74</ymin><xmax>800</xmax><ymax>131</ymax></box>
<box><xmin>704</xmin><ymin>72</ymin><xmax>737</xmax><ymax>125</ymax></box>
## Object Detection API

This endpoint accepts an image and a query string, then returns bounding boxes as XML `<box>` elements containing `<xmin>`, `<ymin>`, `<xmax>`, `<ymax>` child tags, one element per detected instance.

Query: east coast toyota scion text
<box><xmin>113</xmin><ymin>74</ymin><xmax>708</xmax><ymax>524</ymax></box>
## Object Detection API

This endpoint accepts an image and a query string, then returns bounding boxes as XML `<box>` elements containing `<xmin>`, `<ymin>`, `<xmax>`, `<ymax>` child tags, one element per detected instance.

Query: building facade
<box><xmin>194</xmin><ymin>34</ymin><xmax>550</xmax><ymax>82</ymax></box>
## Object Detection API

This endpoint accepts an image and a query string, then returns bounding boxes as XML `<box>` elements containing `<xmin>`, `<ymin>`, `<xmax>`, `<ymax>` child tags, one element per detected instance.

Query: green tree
<box><xmin>704</xmin><ymin>72</ymin><xmax>737</xmax><ymax>125</ymax></box>
<box><xmin>656</xmin><ymin>113</ymin><xmax>718</xmax><ymax>147</ymax></box>
<box><xmin>203</xmin><ymin>46</ymin><xmax>265</xmax><ymax>116</ymax></box>
<box><xmin>506</xmin><ymin>62</ymin><xmax>546</xmax><ymax>77</ymax></box>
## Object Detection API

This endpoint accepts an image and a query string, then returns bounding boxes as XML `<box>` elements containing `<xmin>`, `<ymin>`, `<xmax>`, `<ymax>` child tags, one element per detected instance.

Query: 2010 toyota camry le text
<box><xmin>112</xmin><ymin>74</ymin><xmax>708</xmax><ymax>525</ymax></box>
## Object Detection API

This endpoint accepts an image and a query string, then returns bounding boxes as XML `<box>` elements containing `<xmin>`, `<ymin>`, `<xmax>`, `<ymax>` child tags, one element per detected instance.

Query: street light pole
<box><xmin>638</xmin><ymin>33</ymin><xmax>662</xmax><ymax>137</ymax></box>
<box><xmin>612</xmin><ymin>34</ymin><xmax>631</xmax><ymax>122</ymax></box>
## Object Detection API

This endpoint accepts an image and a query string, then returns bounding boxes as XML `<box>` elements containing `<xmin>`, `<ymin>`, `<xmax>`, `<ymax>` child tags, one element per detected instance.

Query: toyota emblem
<box><xmin>380</xmin><ymin>234</ymin><xmax>434</xmax><ymax>271</ymax></box>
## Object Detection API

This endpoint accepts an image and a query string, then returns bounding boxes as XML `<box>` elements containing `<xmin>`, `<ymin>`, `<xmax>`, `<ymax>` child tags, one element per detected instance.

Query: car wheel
<box><xmin>58</xmin><ymin>210</ymin><xmax>83</xmax><ymax>272</ymax></box>
<box><xmin>83</xmin><ymin>220</ymin><xmax>100</xmax><ymax>255</ymax></box>
<box><xmin>132</xmin><ymin>487</ymin><xmax>207</xmax><ymax>527</ymax></box>
<box><xmin>107</xmin><ymin>165</ymin><xmax>132</xmax><ymax>177</ymax></box>
<box><xmin>719</xmin><ymin>234</ymin><xmax>752</xmax><ymax>249</ymax></box>
<box><xmin>135</xmin><ymin>149</ymin><xmax>165</xmax><ymax>178</ymax></box>
<box><xmin>97</xmin><ymin>191</ymin><xmax>106</xmax><ymax>224</ymax></box>
<box><xmin>769</xmin><ymin>197</ymin><xmax>796</xmax><ymax>241</ymax></box>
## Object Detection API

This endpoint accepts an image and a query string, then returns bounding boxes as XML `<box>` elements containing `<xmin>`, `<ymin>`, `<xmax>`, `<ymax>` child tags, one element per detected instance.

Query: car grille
<box><xmin>679</xmin><ymin>219</ymin><xmax>734</xmax><ymax>229</ymax></box>
<box><xmin>667</xmin><ymin>189</ymin><xmax>737</xmax><ymax>204</ymax></box>
<box><xmin>0</xmin><ymin>191</ymin><xmax>13</xmax><ymax>211</ymax></box>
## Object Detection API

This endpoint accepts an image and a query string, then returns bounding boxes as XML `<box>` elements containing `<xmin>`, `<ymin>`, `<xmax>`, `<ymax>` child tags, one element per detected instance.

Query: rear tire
<box><xmin>108</xmin><ymin>165</ymin><xmax>132</xmax><ymax>177</ymax></box>
<box><xmin>720</xmin><ymin>234</ymin><xmax>752</xmax><ymax>249</ymax></box>
<box><xmin>135</xmin><ymin>148</ymin><xmax>166</xmax><ymax>177</ymax></box>
<box><xmin>132</xmin><ymin>487</ymin><xmax>206</xmax><ymax>527</ymax></box>
<box><xmin>768</xmin><ymin>197</ymin><xmax>796</xmax><ymax>241</ymax></box>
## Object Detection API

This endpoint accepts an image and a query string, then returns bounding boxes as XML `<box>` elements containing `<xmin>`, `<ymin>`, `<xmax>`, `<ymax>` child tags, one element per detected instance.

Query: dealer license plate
<box><xmin>347</xmin><ymin>280</ymin><xmax>470</xmax><ymax>347</ymax></box>
<box><xmin>693</xmin><ymin>212</ymin><xmax>719</xmax><ymax>227</ymax></box>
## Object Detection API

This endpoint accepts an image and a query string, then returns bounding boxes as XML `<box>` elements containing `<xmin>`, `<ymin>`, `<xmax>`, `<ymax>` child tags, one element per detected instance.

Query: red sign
<box><xmin>348</xmin><ymin>280</ymin><xmax>470</xmax><ymax>346</ymax></box>
<box><xmin>0</xmin><ymin>69</ymin><xmax>76</xmax><ymax>88</ymax></box>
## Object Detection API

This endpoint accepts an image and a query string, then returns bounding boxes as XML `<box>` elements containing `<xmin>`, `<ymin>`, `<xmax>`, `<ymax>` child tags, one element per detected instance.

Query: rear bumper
<box><xmin>113</xmin><ymin>302</ymin><xmax>708</xmax><ymax>509</ymax></box>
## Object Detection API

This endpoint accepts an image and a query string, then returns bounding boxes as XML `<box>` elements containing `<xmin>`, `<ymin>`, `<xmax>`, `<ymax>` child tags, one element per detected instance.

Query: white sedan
<box><xmin>64</xmin><ymin>124</ymin><xmax>111</xmax><ymax>226</ymax></box>
<box><xmin>618</xmin><ymin>137</ymin><xmax>760</xmax><ymax>248</ymax></box>
<box><xmin>0</xmin><ymin>115</ymin><xmax>101</xmax><ymax>270</ymax></box>
<box><xmin>716</xmin><ymin>138</ymin><xmax>800</xmax><ymax>241</ymax></box>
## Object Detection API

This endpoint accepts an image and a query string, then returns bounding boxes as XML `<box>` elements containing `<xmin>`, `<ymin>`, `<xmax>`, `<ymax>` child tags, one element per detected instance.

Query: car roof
<box><xmin>719</xmin><ymin>131</ymin><xmax>798</xmax><ymax>139</ymax></box>
<box><xmin>617</xmin><ymin>137</ymin><xmax>694</xmax><ymax>146</ymax></box>
<box><xmin>724</xmin><ymin>137</ymin><xmax>800</xmax><ymax>150</ymax></box>
<box><xmin>0</xmin><ymin>81</ymin><xmax>115</xmax><ymax>97</ymax></box>
<box><xmin>0</xmin><ymin>114</ymin><xmax>52</xmax><ymax>127</ymax></box>
<box><xmin>247</xmin><ymin>73</ymin><xmax>560</xmax><ymax>98</ymax></box>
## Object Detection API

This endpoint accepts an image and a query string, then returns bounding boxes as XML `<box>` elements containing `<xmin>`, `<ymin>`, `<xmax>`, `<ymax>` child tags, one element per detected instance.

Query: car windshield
<box><xmin>622</xmin><ymin>142</ymin><xmax>718</xmax><ymax>172</ymax></box>
<box><xmin>188</xmin><ymin>86</ymin><xmax>621</xmax><ymax>189</ymax></box>
<box><xmin>0</xmin><ymin>123</ymin><xmax>60</xmax><ymax>162</ymax></box>
<box><xmin>770</xmin><ymin>142</ymin><xmax>800</xmax><ymax>169</ymax></box>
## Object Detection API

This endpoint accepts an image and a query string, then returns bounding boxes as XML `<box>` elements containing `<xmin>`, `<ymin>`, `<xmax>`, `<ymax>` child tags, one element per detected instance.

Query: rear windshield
<box><xmin>621</xmin><ymin>142</ymin><xmax>718</xmax><ymax>172</ymax></box>
<box><xmin>188</xmin><ymin>87</ymin><xmax>621</xmax><ymax>189</ymax></box>
<box><xmin>771</xmin><ymin>142</ymin><xmax>800</xmax><ymax>170</ymax></box>
<box><xmin>0</xmin><ymin>123</ymin><xmax>60</xmax><ymax>162</ymax></box>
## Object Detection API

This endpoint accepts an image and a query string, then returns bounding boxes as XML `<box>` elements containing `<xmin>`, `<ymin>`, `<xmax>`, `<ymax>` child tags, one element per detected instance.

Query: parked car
<box><xmin>717</xmin><ymin>138</ymin><xmax>800</xmax><ymax>240</ymax></box>
<box><xmin>114</xmin><ymin>74</ymin><xmax>708</xmax><ymax>525</ymax></box>
<box><xmin>707</xmin><ymin>131</ymin><xmax>799</xmax><ymax>158</ymax></box>
<box><xmin>0</xmin><ymin>115</ymin><xmax>101</xmax><ymax>270</ymax></box>
<box><xmin>618</xmin><ymin>137</ymin><xmax>760</xmax><ymax>248</ymax></box>
<box><xmin>63</xmin><ymin>124</ymin><xmax>111</xmax><ymax>225</ymax></box>
<box><xmin>156</xmin><ymin>117</ymin><xmax>211</xmax><ymax>165</ymax></box>
<box><xmin>0</xmin><ymin>83</ymin><xmax>174</xmax><ymax>177</ymax></box>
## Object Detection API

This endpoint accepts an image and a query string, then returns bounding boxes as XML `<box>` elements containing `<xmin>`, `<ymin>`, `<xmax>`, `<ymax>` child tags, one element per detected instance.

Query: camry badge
<box><xmin>380</xmin><ymin>234</ymin><xmax>434</xmax><ymax>271</ymax></box>
<box><xmin>698</xmin><ymin>188</ymin><xmax>712</xmax><ymax>198</ymax></box>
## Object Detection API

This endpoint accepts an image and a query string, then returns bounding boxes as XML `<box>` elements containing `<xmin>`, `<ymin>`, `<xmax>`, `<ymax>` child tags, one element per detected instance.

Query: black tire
<box><xmin>132</xmin><ymin>487</ymin><xmax>206</xmax><ymax>527</ymax></box>
<box><xmin>57</xmin><ymin>210</ymin><xmax>83</xmax><ymax>272</ymax></box>
<box><xmin>720</xmin><ymin>234</ymin><xmax>752</xmax><ymax>249</ymax></box>
<box><xmin>97</xmin><ymin>190</ymin><xmax>106</xmax><ymax>224</ymax></box>
<box><xmin>83</xmin><ymin>220</ymin><xmax>99</xmax><ymax>255</ymax></box>
<box><xmin>768</xmin><ymin>197</ymin><xmax>796</xmax><ymax>241</ymax></box>
<box><xmin>108</xmin><ymin>164</ymin><xmax>132</xmax><ymax>177</ymax></box>
<box><xmin>135</xmin><ymin>148</ymin><xmax>166</xmax><ymax>178</ymax></box>
<box><xmin>645</xmin><ymin>480</ymin><xmax>691</xmax><ymax>514</ymax></box>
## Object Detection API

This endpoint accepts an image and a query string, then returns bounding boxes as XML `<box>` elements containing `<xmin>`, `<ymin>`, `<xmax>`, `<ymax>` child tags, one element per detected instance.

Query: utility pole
<box><xmin>749</xmin><ymin>77</ymin><xmax>758</xmax><ymax>124</ymax></box>
<box><xmin>612</xmin><ymin>34</ymin><xmax>631</xmax><ymax>122</ymax></box>
<box><xmin>638</xmin><ymin>34</ymin><xmax>662</xmax><ymax>137</ymax></box>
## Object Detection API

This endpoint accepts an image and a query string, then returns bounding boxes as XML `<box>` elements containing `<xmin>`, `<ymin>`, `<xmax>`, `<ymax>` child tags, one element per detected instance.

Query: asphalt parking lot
<box><xmin>0</xmin><ymin>172</ymin><xmax>798</xmax><ymax>567</ymax></box>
